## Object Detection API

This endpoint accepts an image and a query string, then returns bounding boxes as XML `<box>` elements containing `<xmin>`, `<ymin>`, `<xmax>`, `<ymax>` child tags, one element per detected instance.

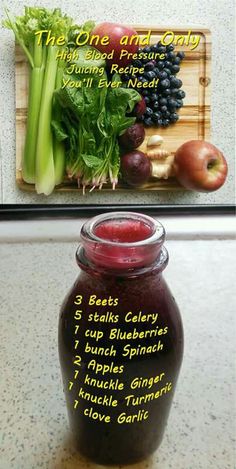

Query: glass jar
<box><xmin>58</xmin><ymin>212</ymin><xmax>184</xmax><ymax>465</ymax></box>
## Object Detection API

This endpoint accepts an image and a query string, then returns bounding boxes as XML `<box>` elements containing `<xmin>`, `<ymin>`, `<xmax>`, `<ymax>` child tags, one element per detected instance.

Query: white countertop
<box><xmin>1</xmin><ymin>237</ymin><xmax>235</xmax><ymax>469</ymax></box>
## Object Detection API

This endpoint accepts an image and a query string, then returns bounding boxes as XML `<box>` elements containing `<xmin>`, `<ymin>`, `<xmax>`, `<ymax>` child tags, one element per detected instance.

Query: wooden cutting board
<box><xmin>15</xmin><ymin>26</ymin><xmax>211</xmax><ymax>193</ymax></box>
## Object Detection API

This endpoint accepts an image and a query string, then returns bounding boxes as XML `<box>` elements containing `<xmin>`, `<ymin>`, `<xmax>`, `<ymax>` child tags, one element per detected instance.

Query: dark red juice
<box><xmin>59</xmin><ymin>212</ymin><xmax>184</xmax><ymax>464</ymax></box>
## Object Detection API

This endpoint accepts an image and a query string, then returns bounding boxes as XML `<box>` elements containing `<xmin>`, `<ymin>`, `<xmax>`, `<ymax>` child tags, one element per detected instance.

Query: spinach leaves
<box><xmin>52</xmin><ymin>63</ymin><xmax>141</xmax><ymax>192</ymax></box>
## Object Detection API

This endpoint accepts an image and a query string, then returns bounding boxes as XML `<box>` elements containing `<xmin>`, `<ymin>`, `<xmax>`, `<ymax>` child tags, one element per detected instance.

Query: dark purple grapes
<box><xmin>122</xmin><ymin>40</ymin><xmax>186</xmax><ymax>127</ymax></box>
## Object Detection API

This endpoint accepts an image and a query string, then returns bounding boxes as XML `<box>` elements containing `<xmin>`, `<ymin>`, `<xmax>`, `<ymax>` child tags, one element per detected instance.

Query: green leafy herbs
<box><xmin>53</xmin><ymin>66</ymin><xmax>141</xmax><ymax>193</ymax></box>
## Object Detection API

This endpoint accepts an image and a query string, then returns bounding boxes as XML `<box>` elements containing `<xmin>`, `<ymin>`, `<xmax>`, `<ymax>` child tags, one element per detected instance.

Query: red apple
<box><xmin>91</xmin><ymin>23</ymin><xmax>139</xmax><ymax>67</ymax></box>
<box><xmin>174</xmin><ymin>140</ymin><xmax>228</xmax><ymax>192</ymax></box>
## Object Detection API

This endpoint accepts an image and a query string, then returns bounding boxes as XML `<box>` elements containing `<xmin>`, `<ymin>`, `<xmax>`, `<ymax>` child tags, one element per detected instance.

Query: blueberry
<box><xmin>138</xmin><ymin>76</ymin><xmax>147</xmax><ymax>83</ymax></box>
<box><xmin>175</xmin><ymin>78</ymin><xmax>183</xmax><ymax>88</ymax></box>
<box><xmin>169</xmin><ymin>113</ymin><xmax>179</xmax><ymax>123</ymax></box>
<box><xmin>160</xmin><ymin>105</ymin><xmax>168</xmax><ymax>112</ymax></box>
<box><xmin>157</xmin><ymin>45</ymin><xmax>166</xmax><ymax>54</ymax></box>
<box><xmin>142</xmin><ymin>90</ymin><xmax>149</xmax><ymax>96</ymax></box>
<box><xmin>176</xmin><ymin>90</ymin><xmax>186</xmax><ymax>99</ymax></box>
<box><xmin>163</xmin><ymin>67</ymin><xmax>171</xmax><ymax>76</ymax></box>
<box><xmin>171</xmin><ymin>87</ymin><xmax>179</xmax><ymax>95</ymax></box>
<box><xmin>144</xmin><ymin>117</ymin><xmax>153</xmax><ymax>127</ymax></box>
<box><xmin>153</xmin><ymin>101</ymin><xmax>160</xmax><ymax>110</ymax></box>
<box><xmin>173</xmin><ymin>56</ymin><xmax>181</xmax><ymax>65</ymax></box>
<box><xmin>163</xmin><ymin>88</ymin><xmax>171</xmax><ymax>96</ymax></box>
<box><xmin>167</xmin><ymin>51</ymin><xmax>176</xmax><ymax>60</ymax></box>
<box><xmin>144</xmin><ymin>96</ymin><xmax>151</xmax><ymax>105</ymax></box>
<box><xmin>159</xmin><ymin>71</ymin><xmax>168</xmax><ymax>80</ymax></box>
<box><xmin>164</xmin><ymin>60</ymin><xmax>172</xmax><ymax>69</ymax></box>
<box><xmin>171</xmin><ymin>64</ymin><xmax>180</xmax><ymax>74</ymax></box>
<box><xmin>157</xmin><ymin>61</ymin><xmax>165</xmax><ymax>69</ymax></box>
<box><xmin>159</xmin><ymin>97</ymin><xmax>167</xmax><ymax>106</ymax></box>
<box><xmin>122</xmin><ymin>74</ymin><xmax>130</xmax><ymax>81</ymax></box>
<box><xmin>170</xmin><ymin>77</ymin><xmax>183</xmax><ymax>90</ymax></box>
<box><xmin>152</xmin><ymin>111</ymin><xmax>161</xmax><ymax>122</ymax></box>
<box><xmin>146</xmin><ymin>71</ymin><xmax>156</xmax><ymax>81</ymax></box>
<box><xmin>175</xmin><ymin>99</ymin><xmax>183</xmax><ymax>108</ymax></box>
<box><xmin>163</xmin><ymin>110</ymin><xmax>171</xmax><ymax>118</ymax></box>
<box><xmin>150</xmin><ymin>93</ymin><xmax>159</xmax><ymax>101</ymax></box>
<box><xmin>160</xmin><ymin>79</ymin><xmax>170</xmax><ymax>88</ymax></box>
<box><xmin>176</xmin><ymin>51</ymin><xmax>185</xmax><ymax>60</ymax></box>
<box><xmin>143</xmin><ymin>46</ymin><xmax>152</xmax><ymax>53</ymax></box>
<box><xmin>151</xmin><ymin>44</ymin><xmax>159</xmax><ymax>53</ymax></box>
<box><xmin>162</xmin><ymin>118</ymin><xmax>170</xmax><ymax>127</ymax></box>
<box><xmin>154</xmin><ymin>68</ymin><xmax>161</xmax><ymax>78</ymax></box>
<box><xmin>170</xmin><ymin>76</ymin><xmax>180</xmax><ymax>87</ymax></box>
<box><xmin>145</xmin><ymin>61</ymin><xmax>155</xmax><ymax>71</ymax></box>
<box><xmin>157</xmin><ymin>119</ymin><xmax>163</xmax><ymax>126</ymax></box>
<box><xmin>168</xmin><ymin>98</ymin><xmax>177</xmax><ymax>109</ymax></box>
<box><xmin>166</xmin><ymin>44</ymin><xmax>175</xmax><ymax>51</ymax></box>
<box><xmin>133</xmin><ymin>59</ymin><xmax>143</xmax><ymax>68</ymax></box>
<box><xmin>145</xmin><ymin>107</ymin><xmax>153</xmax><ymax>116</ymax></box>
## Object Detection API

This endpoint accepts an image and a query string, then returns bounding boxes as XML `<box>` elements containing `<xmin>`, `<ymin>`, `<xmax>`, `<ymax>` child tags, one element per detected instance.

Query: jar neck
<box><xmin>76</xmin><ymin>244</ymin><xmax>169</xmax><ymax>279</ymax></box>
<box><xmin>77</xmin><ymin>212</ymin><xmax>168</xmax><ymax>277</ymax></box>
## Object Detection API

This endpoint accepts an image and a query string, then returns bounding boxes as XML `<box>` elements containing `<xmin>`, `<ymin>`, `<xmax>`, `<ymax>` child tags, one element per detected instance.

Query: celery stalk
<box><xmin>22</xmin><ymin>38</ymin><xmax>45</xmax><ymax>183</ymax></box>
<box><xmin>53</xmin><ymin>60</ymin><xmax>66</xmax><ymax>186</ymax></box>
<box><xmin>35</xmin><ymin>45</ymin><xmax>58</xmax><ymax>195</ymax></box>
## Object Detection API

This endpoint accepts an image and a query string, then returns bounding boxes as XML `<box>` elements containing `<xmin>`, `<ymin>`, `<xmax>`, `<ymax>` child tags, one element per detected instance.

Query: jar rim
<box><xmin>80</xmin><ymin>211</ymin><xmax>165</xmax><ymax>248</ymax></box>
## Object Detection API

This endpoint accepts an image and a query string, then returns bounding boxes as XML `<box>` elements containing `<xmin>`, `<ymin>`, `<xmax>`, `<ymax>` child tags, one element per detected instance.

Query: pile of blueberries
<box><xmin>123</xmin><ymin>42</ymin><xmax>185</xmax><ymax>127</ymax></box>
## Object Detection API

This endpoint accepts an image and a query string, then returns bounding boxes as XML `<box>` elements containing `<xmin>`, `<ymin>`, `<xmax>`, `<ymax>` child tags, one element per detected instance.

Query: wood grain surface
<box><xmin>15</xmin><ymin>27</ymin><xmax>211</xmax><ymax>193</ymax></box>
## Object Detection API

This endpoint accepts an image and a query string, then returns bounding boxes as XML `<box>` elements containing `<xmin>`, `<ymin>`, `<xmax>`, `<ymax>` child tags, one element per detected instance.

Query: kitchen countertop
<box><xmin>1</xmin><ymin>238</ymin><xmax>235</xmax><ymax>469</ymax></box>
